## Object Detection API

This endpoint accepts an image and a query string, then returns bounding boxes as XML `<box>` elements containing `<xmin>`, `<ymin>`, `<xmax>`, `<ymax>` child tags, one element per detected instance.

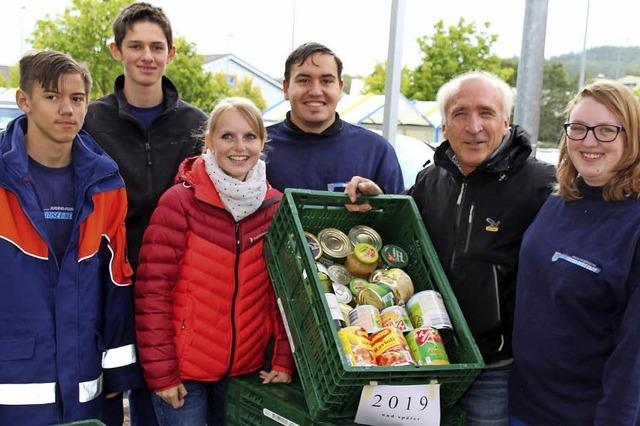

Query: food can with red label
<box><xmin>338</xmin><ymin>326</ymin><xmax>377</xmax><ymax>367</ymax></box>
<box><xmin>406</xmin><ymin>290</ymin><xmax>453</xmax><ymax>330</ymax></box>
<box><xmin>348</xmin><ymin>305</ymin><xmax>382</xmax><ymax>334</ymax></box>
<box><xmin>405</xmin><ymin>326</ymin><xmax>449</xmax><ymax>365</ymax></box>
<box><xmin>370</xmin><ymin>327</ymin><xmax>415</xmax><ymax>366</ymax></box>
<box><xmin>380</xmin><ymin>305</ymin><xmax>414</xmax><ymax>332</ymax></box>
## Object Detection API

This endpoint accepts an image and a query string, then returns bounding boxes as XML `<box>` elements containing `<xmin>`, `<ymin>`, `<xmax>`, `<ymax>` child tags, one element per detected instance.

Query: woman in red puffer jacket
<box><xmin>135</xmin><ymin>97</ymin><xmax>293</xmax><ymax>426</ymax></box>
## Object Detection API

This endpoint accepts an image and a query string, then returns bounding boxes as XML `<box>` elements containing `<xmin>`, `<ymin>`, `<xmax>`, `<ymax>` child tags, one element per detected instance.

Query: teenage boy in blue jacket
<box><xmin>0</xmin><ymin>50</ymin><xmax>141</xmax><ymax>425</ymax></box>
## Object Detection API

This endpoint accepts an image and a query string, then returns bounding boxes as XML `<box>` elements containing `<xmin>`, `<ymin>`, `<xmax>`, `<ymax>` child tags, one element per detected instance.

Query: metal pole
<box><xmin>513</xmin><ymin>0</ymin><xmax>549</xmax><ymax>156</ymax></box>
<box><xmin>578</xmin><ymin>0</ymin><xmax>591</xmax><ymax>90</ymax></box>
<box><xmin>382</xmin><ymin>0</ymin><xmax>406</xmax><ymax>148</ymax></box>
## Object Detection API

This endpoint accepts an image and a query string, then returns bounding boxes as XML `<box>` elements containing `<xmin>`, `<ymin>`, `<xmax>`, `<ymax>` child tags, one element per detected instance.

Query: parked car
<box><xmin>0</xmin><ymin>100</ymin><xmax>22</xmax><ymax>131</ymax></box>
<box><xmin>0</xmin><ymin>89</ymin><xmax>22</xmax><ymax>132</ymax></box>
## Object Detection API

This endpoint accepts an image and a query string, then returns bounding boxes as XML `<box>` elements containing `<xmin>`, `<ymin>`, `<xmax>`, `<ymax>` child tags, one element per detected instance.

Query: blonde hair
<box><xmin>207</xmin><ymin>97</ymin><xmax>266</xmax><ymax>142</ymax></box>
<box><xmin>557</xmin><ymin>80</ymin><xmax>640</xmax><ymax>201</ymax></box>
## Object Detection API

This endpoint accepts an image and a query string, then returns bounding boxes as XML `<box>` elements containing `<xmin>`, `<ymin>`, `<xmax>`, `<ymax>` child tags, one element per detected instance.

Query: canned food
<box><xmin>327</xmin><ymin>264</ymin><xmax>353</xmax><ymax>286</ymax></box>
<box><xmin>348</xmin><ymin>225</ymin><xmax>383</xmax><ymax>251</ymax></box>
<box><xmin>406</xmin><ymin>290</ymin><xmax>453</xmax><ymax>330</ymax></box>
<box><xmin>339</xmin><ymin>303</ymin><xmax>354</xmax><ymax>326</ymax></box>
<box><xmin>349</xmin><ymin>278</ymin><xmax>368</xmax><ymax>298</ymax></box>
<box><xmin>304</xmin><ymin>232</ymin><xmax>322</xmax><ymax>261</ymax></box>
<box><xmin>338</xmin><ymin>326</ymin><xmax>377</xmax><ymax>367</ymax></box>
<box><xmin>348</xmin><ymin>305</ymin><xmax>382</xmax><ymax>334</ymax></box>
<box><xmin>356</xmin><ymin>282</ymin><xmax>396</xmax><ymax>311</ymax></box>
<box><xmin>333</xmin><ymin>283</ymin><xmax>354</xmax><ymax>305</ymax></box>
<box><xmin>380</xmin><ymin>244</ymin><xmax>409</xmax><ymax>269</ymax></box>
<box><xmin>369</xmin><ymin>269</ymin><xmax>387</xmax><ymax>282</ymax></box>
<box><xmin>406</xmin><ymin>327</ymin><xmax>449</xmax><ymax>365</ymax></box>
<box><xmin>345</xmin><ymin>243</ymin><xmax>379</xmax><ymax>279</ymax></box>
<box><xmin>370</xmin><ymin>327</ymin><xmax>415</xmax><ymax>366</ymax></box>
<box><xmin>375</xmin><ymin>268</ymin><xmax>414</xmax><ymax>305</ymax></box>
<box><xmin>380</xmin><ymin>305</ymin><xmax>414</xmax><ymax>332</ymax></box>
<box><xmin>318</xmin><ymin>272</ymin><xmax>332</xmax><ymax>292</ymax></box>
<box><xmin>317</xmin><ymin>228</ymin><xmax>351</xmax><ymax>265</ymax></box>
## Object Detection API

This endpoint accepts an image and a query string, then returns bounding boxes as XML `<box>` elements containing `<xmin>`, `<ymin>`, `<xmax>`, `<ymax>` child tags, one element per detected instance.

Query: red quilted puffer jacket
<box><xmin>135</xmin><ymin>156</ymin><xmax>294</xmax><ymax>391</ymax></box>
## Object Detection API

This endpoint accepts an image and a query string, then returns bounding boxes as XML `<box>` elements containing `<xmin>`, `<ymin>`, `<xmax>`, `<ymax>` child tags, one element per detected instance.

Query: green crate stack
<box><xmin>264</xmin><ymin>189</ymin><xmax>484</xmax><ymax>422</ymax></box>
<box><xmin>224</xmin><ymin>374</ymin><xmax>355</xmax><ymax>426</ymax></box>
<box><xmin>224</xmin><ymin>374</ymin><xmax>466</xmax><ymax>425</ymax></box>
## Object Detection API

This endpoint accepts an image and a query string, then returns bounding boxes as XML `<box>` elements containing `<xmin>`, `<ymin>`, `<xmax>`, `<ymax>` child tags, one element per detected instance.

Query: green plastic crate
<box><xmin>265</xmin><ymin>189</ymin><xmax>484</xmax><ymax>421</ymax></box>
<box><xmin>224</xmin><ymin>375</ymin><xmax>354</xmax><ymax>425</ymax></box>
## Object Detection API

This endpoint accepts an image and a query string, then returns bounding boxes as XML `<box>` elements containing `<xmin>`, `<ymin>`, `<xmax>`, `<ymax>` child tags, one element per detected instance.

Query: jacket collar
<box><xmin>0</xmin><ymin>116</ymin><xmax>120</xmax><ymax>193</ymax></box>
<box><xmin>282</xmin><ymin>111</ymin><xmax>343</xmax><ymax>136</ymax></box>
<box><xmin>434</xmin><ymin>124</ymin><xmax>533</xmax><ymax>178</ymax></box>
<box><xmin>112</xmin><ymin>75</ymin><xmax>180</xmax><ymax>117</ymax></box>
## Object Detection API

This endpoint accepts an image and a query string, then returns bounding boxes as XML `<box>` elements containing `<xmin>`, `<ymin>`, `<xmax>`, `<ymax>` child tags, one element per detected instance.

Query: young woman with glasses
<box><xmin>508</xmin><ymin>80</ymin><xmax>640</xmax><ymax>425</ymax></box>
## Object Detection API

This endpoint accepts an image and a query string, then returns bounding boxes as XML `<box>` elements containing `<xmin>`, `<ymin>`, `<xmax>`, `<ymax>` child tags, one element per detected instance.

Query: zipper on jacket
<box><xmin>449</xmin><ymin>181</ymin><xmax>467</xmax><ymax>271</ymax></box>
<box><xmin>144</xmin><ymin>141</ymin><xmax>154</xmax><ymax>201</ymax></box>
<box><xmin>224</xmin><ymin>222</ymin><xmax>241</xmax><ymax>376</ymax></box>
<box><xmin>463</xmin><ymin>204</ymin><xmax>475</xmax><ymax>253</ymax></box>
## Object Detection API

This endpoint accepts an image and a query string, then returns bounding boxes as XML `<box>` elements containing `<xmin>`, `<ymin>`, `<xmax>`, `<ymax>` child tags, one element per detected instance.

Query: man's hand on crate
<box><xmin>155</xmin><ymin>383</ymin><xmax>188</xmax><ymax>409</ymax></box>
<box><xmin>259</xmin><ymin>369</ymin><xmax>292</xmax><ymax>384</ymax></box>
<box><xmin>345</xmin><ymin>176</ymin><xmax>383</xmax><ymax>212</ymax></box>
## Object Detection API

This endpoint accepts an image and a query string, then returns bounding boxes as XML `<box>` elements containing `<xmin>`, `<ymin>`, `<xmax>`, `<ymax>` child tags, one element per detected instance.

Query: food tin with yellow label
<box><xmin>348</xmin><ymin>225</ymin><xmax>383</xmax><ymax>251</ymax></box>
<box><xmin>380</xmin><ymin>305</ymin><xmax>414</xmax><ymax>332</ymax></box>
<box><xmin>356</xmin><ymin>282</ymin><xmax>396</xmax><ymax>311</ymax></box>
<box><xmin>370</xmin><ymin>327</ymin><xmax>415</xmax><ymax>366</ymax></box>
<box><xmin>338</xmin><ymin>326</ymin><xmax>377</xmax><ymax>367</ymax></box>
<box><xmin>345</xmin><ymin>242</ymin><xmax>379</xmax><ymax>278</ymax></box>
<box><xmin>406</xmin><ymin>327</ymin><xmax>449</xmax><ymax>365</ymax></box>
<box><xmin>317</xmin><ymin>228</ymin><xmax>351</xmax><ymax>265</ymax></box>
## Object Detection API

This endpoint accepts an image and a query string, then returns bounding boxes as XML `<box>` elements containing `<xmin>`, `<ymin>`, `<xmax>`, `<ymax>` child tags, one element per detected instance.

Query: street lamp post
<box><xmin>578</xmin><ymin>0</ymin><xmax>591</xmax><ymax>90</ymax></box>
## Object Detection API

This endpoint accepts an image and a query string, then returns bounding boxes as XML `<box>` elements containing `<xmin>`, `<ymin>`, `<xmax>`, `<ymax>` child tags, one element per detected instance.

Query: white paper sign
<box><xmin>355</xmin><ymin>383</ymin><xmax>440</xmax><ymax>426</ymax></box>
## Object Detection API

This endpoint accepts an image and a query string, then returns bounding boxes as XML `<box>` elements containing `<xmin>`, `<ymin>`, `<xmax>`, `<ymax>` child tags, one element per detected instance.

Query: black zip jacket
<box><xmin>407</xmin><ymin>125</ymin><xmax>555</xmax><ymax>363</ymax></box>
<box><xmin>84</xmin><ymin>75</ymin><xmax>207</xmax><ymax>272</ymax></box>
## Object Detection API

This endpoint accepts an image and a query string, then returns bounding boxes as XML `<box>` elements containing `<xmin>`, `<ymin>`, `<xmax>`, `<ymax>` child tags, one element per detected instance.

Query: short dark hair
<box><xmin>19</xmin><ymin>50</ymin><xmax>92</xmax><ymax>95</ymax></box>
<box><xmin>284</xmin><ymin>42</ymin><xmax>343</xmax><ymax>81</ymax></box>
<box><xmin>112</xmin><ymin>2</ymin><xmax>172</xmax><ymax>49</ymax></box>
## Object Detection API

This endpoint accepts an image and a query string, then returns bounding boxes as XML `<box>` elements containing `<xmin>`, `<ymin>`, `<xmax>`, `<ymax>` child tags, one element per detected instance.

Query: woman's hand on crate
<box><xmin>259</xmin><ymin>369</ymin><xmax>292</xmax><ymax>384</ymax></box>
<box><xmin>155</xmin><ymin>383</ymin><xmax>188</xmax><ymax>409</ymax></box>
<box><xmin>345</xmin><ymin>176</ymin><xmax>383</xmax><ymax>212</ymax></box>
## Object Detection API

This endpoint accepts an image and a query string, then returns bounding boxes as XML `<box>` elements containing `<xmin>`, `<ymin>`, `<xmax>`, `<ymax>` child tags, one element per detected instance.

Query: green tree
<box><xmin>0</xmin><ymin>65</ymin><xmax>20</xmax><ymax>88</ymax></box>
<box><xmin>408</xmin><ymin>18</ymin><xmax>513</xmax><ymax>100</ymax></box>
<box><xmin>26</xmin><ymin>0</ymin><xmax>266</xmax><ymax>111</ymax></box>
<box><xmin>362</xmin><ymin>62</ymin><xmax>412</xmax><ymax>96</ymax></box>
<box><xmin>500</xmin><ymin>57</ymin><xmax>519</xmax><ymax>87</ymax></box>
<box><xmin>29</xmin><ymin>0</ymin><xmax>129</xmax><ymax>98</ymax></box>
<box><xmin>230</xmin><ymin>77</ymin><xmax>267</xmax><ymax>111</ymax></box>
<box><xmin>538</xmin><ymin>62</ymin><xmax>575</xmax><ymax>145</ymax></box>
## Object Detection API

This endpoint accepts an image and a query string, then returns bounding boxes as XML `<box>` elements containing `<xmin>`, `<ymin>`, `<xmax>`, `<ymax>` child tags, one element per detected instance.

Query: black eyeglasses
<box><xmin>563</xmin><ymin>123</ymin><xmax>625</xmax><ymax>143</ymax></box>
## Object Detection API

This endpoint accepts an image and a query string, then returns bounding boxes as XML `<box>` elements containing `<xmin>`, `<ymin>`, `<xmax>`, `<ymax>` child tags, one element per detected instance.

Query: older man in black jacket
<box><xmin>346</xmin><ymin>71</ymin><xmax>555</xmax><ymax>425</ymax></box>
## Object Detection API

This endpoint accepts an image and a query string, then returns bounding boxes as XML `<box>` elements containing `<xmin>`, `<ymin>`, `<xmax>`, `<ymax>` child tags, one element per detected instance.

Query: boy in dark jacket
<box><xmin>83</xmin><ymin>3</ymin><xmax>207</xmax><ymax>424</ymax></box>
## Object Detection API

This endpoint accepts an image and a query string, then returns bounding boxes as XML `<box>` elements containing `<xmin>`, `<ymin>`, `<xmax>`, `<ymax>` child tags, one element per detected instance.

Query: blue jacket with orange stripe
<box><xmin>0</xmin><ymin>117</ymin><xmax>143</xmax><ymax>425</ymax></box>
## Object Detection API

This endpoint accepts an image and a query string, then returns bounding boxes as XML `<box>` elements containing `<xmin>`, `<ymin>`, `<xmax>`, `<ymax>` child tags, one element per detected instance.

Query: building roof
<box><xmin>202</xmin><ymin>53</ymin><xmax>282</xmax><ymax>90</ymax></box>
<box><xmin>263</xmin><ymin>93</ymin><xmax>433</xmax><ymax>127</ymax></box>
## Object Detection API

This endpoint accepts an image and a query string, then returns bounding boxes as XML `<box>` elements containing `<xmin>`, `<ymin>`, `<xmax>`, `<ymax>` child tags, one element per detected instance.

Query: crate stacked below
<box><xmin>265</xmin><ymin>189</ymin><xmax>484</xmax><ymax>421</ymax></box>
<box><xmin>224</xmin><ymin>374</ymin><xmax>466</xmax><ymax>425</ymax></box>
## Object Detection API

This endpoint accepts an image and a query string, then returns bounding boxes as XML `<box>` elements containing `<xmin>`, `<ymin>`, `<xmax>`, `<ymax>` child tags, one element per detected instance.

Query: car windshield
<box><xmin>0</xmin><ymin>106</ymin><xmax>22</xmax><ymax>130</ymax></box>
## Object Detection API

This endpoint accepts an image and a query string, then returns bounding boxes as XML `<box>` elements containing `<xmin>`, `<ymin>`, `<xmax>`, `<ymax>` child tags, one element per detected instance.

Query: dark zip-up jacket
<box><xmin>407</xmin><ymin>125</ymin><xmax>555</xmax><ymax>363</ymax></box>
<box><xmin>84</xmin><ymin>75</ymin><xmax>207</xmax><ymax>272</ymax></box>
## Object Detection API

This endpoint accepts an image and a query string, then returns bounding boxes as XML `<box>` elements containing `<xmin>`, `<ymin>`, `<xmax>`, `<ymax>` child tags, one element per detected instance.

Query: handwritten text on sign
<box><xmin>355</xmin><ymin>383</ymin><xmax>440</xmax><ymax>426</ymax></box>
